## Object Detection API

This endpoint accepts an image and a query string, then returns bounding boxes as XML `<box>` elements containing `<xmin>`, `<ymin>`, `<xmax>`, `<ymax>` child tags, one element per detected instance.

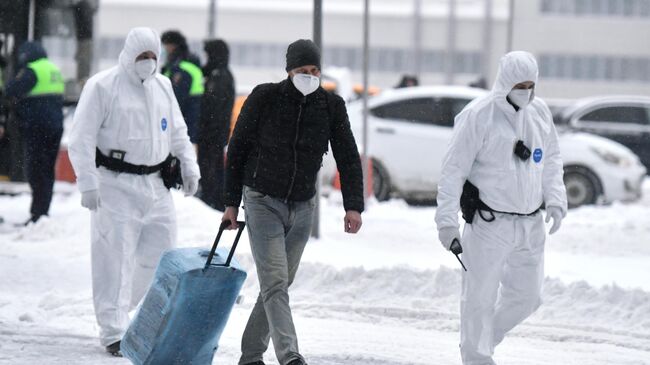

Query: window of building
<box><xmin>540</xmin><ymin>54</ymin><xmax>650</xmax><ymax>83</ymax></box>
<box><xmin>451</xmin><ymin>52</ymin><xmax>481</xmax><ymax>74</ymax></box>
<box><xmin>623</xmin><ymin>0</ymin><xmax>636</xmax><ymax>15</ymax></box>
<box><xmin>539</xmin><ymin>55</ymin><xmax>551</xmax><ymax>77</ymax></box>
<box><xmin>608</xmin><ymin>0</ymin><xmax>620</xmax><ymax>14</ymax></box>
<box><xmin>641</xmin><ymin>0</ymin><xmax>650</xmax><ymax>15</ymax></box>
<box><xmin>571</xmin><ymin>56</ymin><xmax>586</xmax><ymax>80</ymax></box>
<box><xmin>559</xmin><ymin>0</ymin><xmax>575</xmax><ymax>13</ymax></box>
<box><xmin>586</xmin><ymin>56</ymin><xmax>600</xmax><ymax>79</ymax></box>
<box><xmin>540</xmin><ymin>0</ymin><xmax>650</xmax><ymax>17</ymax></box>
<box><xmin>639</xmin><ymin>59</ymin><xmax>650</xmax><ymax>81</ymax></box>
<box><xmin>592</xmin><ymin>0</ymin><xmax>607</xmax><ymax>14</ymax></box>
<box><xmin>575</xmin><ymin>0</ymin><xmax>591</xmax><ymax>14</ymax></box>
<box><xmin>422</xmin><ymin>50</ymin><xmax>444</xmax><ymax>73</ymax></box>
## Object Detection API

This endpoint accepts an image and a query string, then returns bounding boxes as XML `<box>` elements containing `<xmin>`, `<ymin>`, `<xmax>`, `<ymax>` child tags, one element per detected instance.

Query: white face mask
<box><xmin>292</xmin><ymin>74</ymin><xmax>320</xmax><ymax>96</ymax></box>
<box><xmin>134</xmin><ymin>59</ymin><xmax>157</xmax><ymax>80</ymax></box>
<box><xmin>508</xmin><ymin>89</ymin><xmax>533</xmax><ymax>108</ymax></box>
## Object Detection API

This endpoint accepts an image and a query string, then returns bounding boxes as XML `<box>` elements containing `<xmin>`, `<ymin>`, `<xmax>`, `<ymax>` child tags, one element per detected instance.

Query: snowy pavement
<box><xmin>1</xmin><ymin>182</ymin><xmax>650</xmax><ymax>364</ymax></box>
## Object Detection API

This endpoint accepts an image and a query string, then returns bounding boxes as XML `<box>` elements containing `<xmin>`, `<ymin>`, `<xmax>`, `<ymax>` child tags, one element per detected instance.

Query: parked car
<box><xmin>323</xmin><ymin>86</ymin><xmax>646</xmax><ymax>208</ymax></box>
<box><xmin>556</xmin><ymin>95</ymin><xmax>650</xmax><ymax>173</ymax></box>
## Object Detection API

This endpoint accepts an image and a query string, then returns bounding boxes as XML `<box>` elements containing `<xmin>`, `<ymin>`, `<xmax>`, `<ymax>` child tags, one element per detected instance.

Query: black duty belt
<box><xmin>477</xmin><ymin>202</ymin><xmax>542</xmax><ymax>223</ymax></box>
<box><xmin>461</xmin><ymin>180</ymin><xmax>542</xmax><ymax>224</ymax></box>
<box><xmin>95</xmin><ymin>148</ymin><xmax>165</xmax><ymax>175</ymax></box>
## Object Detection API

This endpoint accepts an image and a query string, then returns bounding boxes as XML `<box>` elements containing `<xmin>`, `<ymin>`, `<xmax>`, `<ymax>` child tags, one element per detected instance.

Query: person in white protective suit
<box><xmin>68</xmin><ymin>27</ymin><xmax>200</xmax><ymax>356</ymax></box>
<box><xmin>435</xmin><ymin>51</ymin><xmax>568</xmax><ymax>365</ymax></box>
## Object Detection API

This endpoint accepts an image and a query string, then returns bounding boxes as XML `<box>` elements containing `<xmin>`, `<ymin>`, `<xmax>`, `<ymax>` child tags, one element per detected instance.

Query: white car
<box><xmin>557</xmin><ymin>95</ymin><xmax>650</xmax><ymax>172</ymax></box>
<box><xmin>324</xmin><ymin>86</ymin><xmax>646</xmax><ymax>208</ymax></box>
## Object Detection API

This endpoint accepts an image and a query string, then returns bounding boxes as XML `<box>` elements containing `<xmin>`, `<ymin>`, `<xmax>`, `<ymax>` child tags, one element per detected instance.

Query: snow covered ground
<box><xmin>1</xmin><ymin>181</ymin><xmax>650</xmax><ymax>365</ymax></box>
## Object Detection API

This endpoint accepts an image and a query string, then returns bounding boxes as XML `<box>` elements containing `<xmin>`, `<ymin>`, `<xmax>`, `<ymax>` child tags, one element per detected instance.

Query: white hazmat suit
<box><xmin>435</xmin><ymin>51</ymin><xmax>567</xmax><ymax>365</ymax></box>
<box><xmin>68</xmin><ymin>27</ymin><xmax>200</xmax><ymax>347</ymax></box>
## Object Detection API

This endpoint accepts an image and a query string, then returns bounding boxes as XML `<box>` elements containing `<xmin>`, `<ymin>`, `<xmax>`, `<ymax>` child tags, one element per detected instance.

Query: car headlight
<box><xmin>590</xmin><ymin>146</ymin><xmax>632</xmax><ymax>167</ymax></box>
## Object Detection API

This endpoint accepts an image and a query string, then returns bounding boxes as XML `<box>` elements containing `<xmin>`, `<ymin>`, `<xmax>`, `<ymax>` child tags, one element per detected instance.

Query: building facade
<box><xmin>42</xmin><ymin>0</ymin><xmax>650</xmax><ymax>99</ymax></box>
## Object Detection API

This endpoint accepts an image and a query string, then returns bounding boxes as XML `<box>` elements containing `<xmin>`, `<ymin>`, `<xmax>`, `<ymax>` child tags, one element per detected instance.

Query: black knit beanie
<box><xmin>285</xmin><ymin>39</ymin><xmax>321</xmax><ymax>72</ymax></box>
<box><xmin>204</xmin><ymin>39</ymin><xmax>229</xmax><ymax>66</ymax></box>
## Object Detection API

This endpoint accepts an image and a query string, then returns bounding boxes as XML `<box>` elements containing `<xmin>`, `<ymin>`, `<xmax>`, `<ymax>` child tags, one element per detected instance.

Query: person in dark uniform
<box><xmin>160</xmin><ymin>30</ymin><xmax>204</xmax><ymax>148</ymax></box>
<box><xmin>198</xmin><ymin>39</ymin><xmax>235</xmax><ymax>211</ymax></box>
<box><xmin>5</xmin><ymin>41</ymin><xmax>64</xmax><ymax>225</ymax></box>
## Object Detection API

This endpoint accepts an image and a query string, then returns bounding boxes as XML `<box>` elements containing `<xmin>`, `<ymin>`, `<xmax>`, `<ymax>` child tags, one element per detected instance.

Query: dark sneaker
<box><xmin>105</xmin><ymin>341</ymin><xmax>122</xmax><ymax>357</ymax></box>
<box><xmin>287</xmin><ymin>359</ymin><xmax>307</xmax><ymax>365</ymax></box>
<box><xmin>243</xmin><ymin>362</ymin><xmax>265</xmax><ymax>365</ymax></box>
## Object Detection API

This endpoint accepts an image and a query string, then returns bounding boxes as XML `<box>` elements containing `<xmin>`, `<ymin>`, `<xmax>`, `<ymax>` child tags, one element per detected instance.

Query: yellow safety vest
<box><xmin>26</xmin><ymin>58</ymin><xmax>65</xmax><ymax>96</ymax></box>
<box><xmin>164</xmin><ymin>60</ymin><xmax>204</xmax><ymax>96</ymax></box>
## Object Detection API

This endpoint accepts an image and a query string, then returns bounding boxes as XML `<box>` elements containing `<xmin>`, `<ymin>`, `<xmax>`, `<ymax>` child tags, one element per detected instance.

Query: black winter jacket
<box><xmin>224</xmin><ymin>78</ymin><xmax>364</xmax><ymax>212</ymax></box>
<box><xmin>200</xmin><ymin>66</ymin><xmax>234</xmax><ymax>145</ymax></box>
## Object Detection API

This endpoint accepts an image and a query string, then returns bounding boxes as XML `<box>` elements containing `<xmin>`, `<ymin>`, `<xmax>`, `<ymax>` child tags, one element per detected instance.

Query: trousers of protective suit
<box><xmin>460</xmin><ymin>212</ymin><xmax>545</xmax><ymax>365</ymax></box>
<box><xmin>90</xmin><ymin>168</ymin><xmax>176</xmax><ymax>347</ymax></box>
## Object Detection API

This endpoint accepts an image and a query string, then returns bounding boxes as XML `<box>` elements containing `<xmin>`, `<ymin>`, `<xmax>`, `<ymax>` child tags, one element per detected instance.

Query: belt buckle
<box><xmin>109</xmin><ymin>149</ymin><xmax>126</xmax><ymax>161</ymax></box>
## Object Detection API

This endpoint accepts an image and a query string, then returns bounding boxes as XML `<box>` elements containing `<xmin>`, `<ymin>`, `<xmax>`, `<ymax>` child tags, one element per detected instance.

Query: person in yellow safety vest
<box><xmin>5</xmin><ymin>41</ymin><xmax>64</xmax><ymax>225</ymax></box>
<box><xmin>160</xmin><ymin>30</ymin><xmax>204</xmax><ymax>148</ymax></box>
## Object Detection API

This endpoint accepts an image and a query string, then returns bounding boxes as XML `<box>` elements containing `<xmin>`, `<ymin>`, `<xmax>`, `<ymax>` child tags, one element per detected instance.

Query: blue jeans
<box><xmin>239</xmin><ymin>186</ymin><xmax>315</xmax><ymax>365</ymax></box>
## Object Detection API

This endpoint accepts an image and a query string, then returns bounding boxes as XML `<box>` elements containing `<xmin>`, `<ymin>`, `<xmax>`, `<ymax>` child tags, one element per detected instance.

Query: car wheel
<box><xmin>563</xmin><ymin>166</ymin><xmax>601</xmax><ymax>208</ymax></box>
<box><xmin>372</xmin><ymin>160</ymin><xmax>391</xmax><ymax>201</ymax></box>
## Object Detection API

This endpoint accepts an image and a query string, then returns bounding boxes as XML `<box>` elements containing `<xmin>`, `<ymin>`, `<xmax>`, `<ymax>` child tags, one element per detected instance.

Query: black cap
<box><xmin>285</xmin><ymin>39</ymin><xmax>320</xmax><ymax>72</ymax></box>
<box><xmin>161</xmin><ymin>30</ymin><xmax>187</xmax><ymax>47</ymax></box>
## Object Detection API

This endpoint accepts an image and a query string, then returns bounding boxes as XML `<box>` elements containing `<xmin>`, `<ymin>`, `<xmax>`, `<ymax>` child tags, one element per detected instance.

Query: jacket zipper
<box><xmin>285</xmin><ymin>97</ymin><xmax>305</xmax><ymax>201</ymax></box>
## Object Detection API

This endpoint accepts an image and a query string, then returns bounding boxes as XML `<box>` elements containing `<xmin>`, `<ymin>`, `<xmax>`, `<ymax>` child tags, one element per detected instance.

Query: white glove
<box><xmin>81</xmin><ymin>190</ymin><xmax>101</xmax><ymax>211</ymax></box>
<box><xmin>182</xmin><ymin>175</ymin><xmax>199</xmax><ymax>197</ymax></box>
<box><xmin>545</xmin><ymin>206</ymin><xmax>564</xmax><ymax>235</ymax></box>
<box><xmin>438</xmin><ymin>226</ymin><xmax>461</xmax><ymax>251</ymax></box>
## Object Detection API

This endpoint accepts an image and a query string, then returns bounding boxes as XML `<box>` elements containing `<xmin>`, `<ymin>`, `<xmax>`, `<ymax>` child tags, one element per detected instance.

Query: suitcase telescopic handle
<box><xmin>204</xmin><ymin>220</ymin><xmax>246</xmax><ymax>269</ymax></box>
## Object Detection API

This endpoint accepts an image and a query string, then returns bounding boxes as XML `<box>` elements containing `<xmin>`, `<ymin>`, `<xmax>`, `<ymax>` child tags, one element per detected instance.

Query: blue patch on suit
<box><xmin>533</xmin><ymin>148</ymin><xmax>543</xmax><ymax>163</ymax></box>
<box><xmin>161</xmin><ymin>118</ymin><xmax>168</xmax><ymax>131</ymax></box>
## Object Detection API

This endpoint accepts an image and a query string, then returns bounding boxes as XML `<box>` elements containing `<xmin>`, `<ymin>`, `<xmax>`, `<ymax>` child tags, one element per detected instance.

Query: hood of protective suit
<box><xmin>491</xmin><ymin>51</ymin><xmax>538</xmax><ymax>100</ymax></box>
<box><xmin>118</xmin><ymin>27</ymin><xmax>161</xmax><ymax>83</ymax></box>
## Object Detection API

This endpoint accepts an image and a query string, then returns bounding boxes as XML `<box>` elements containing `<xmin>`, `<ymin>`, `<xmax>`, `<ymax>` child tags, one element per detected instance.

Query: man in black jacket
<box><xmin>222</xmin><ymin>39</ymin><xmax>364</xmax><ymax>365</ymax></box>
<box><xmin>198</xmin><ymin>39</ymin><xmax>234</xmax><ymax>211</ymax></box>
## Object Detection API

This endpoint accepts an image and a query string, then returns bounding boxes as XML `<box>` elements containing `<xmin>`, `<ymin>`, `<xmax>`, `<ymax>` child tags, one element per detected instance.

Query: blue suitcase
<box><xmin>121</xmin><ymin>221</ymin><xmax>247</xmax><ymax>365</ymax></box>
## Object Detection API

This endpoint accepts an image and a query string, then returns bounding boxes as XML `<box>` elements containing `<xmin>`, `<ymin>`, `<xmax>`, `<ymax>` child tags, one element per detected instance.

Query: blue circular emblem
<box><xmin>533</xmin><ymin>148</ymin><xmax>543</xmax><ymax>163</ymax></box>
<box><xmin>161</xmin><ymin>118</ymin><xmax>168</xmax><ymax>131</ymax></box>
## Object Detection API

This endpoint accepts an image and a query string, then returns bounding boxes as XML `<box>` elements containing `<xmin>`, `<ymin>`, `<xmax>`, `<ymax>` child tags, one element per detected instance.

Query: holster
<box><xmin>460</xmin><ymin>180</ymin><xmax>480</xmax><ymax>224</ymax></box>
<box><xmin>160</xmin><ymin>155</ymin><xmax>184</xmax><ymax>190</ymax></box>
<box><xmin>459</xmin><ymin>180</ymin><xmax>541</xmax><ymax>224</ymax></box>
